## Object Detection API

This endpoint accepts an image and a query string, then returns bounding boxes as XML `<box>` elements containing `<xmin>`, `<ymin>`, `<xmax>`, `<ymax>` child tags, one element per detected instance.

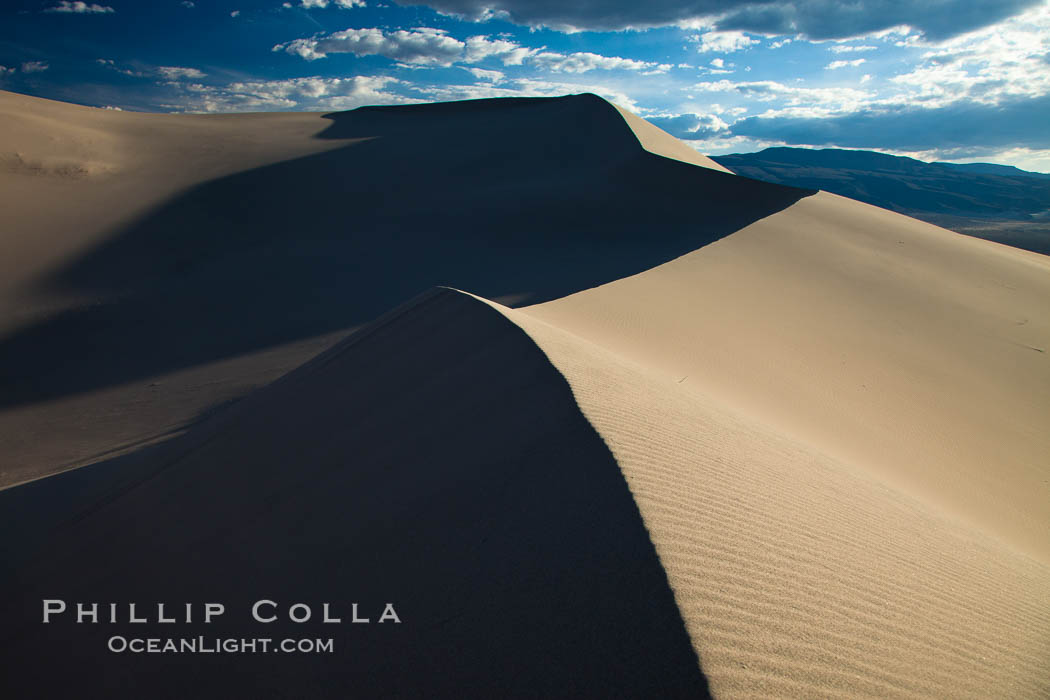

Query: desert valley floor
<box><xmin>0</xmin><ymin>89</ymin><xmax>1048</xmax><ymax>698</ymax></box>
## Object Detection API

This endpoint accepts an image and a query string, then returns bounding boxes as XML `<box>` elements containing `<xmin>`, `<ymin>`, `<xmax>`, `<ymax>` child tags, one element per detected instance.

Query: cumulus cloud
<box><xmin>464</xmin><ymin>67</ymin><xmax>504</xmax><ymax>81</ymax></box>
<box><xmin>157</xmin><ymin>66</ymin><xmax>206</xmax><ymax>80</ymax></box>
<box><xmin>729</xmin><ymin>94</ymin><xmax>1050</xmax><ymax>153</ymax></box>
<box><xmin>392</xmin><ymin>0</ymin><xmax>1041</xmax><ymax>40</ymax></box>
<box><xmin>646</xmin><ymin>112</ymin><xmax>730</xmax><ymax>139</ymax></box>
<box><xmin>162</xmin><ymin>75</ymin><xmax>408</xmax><ymax>112</ymax></box>
<box><xmin>674</xmin><ymin>0</ymin><xmax>1047</xmax><ymax>164</ymax></box>
<box><xmin>0</xmin><ymin>65</ymin><xmax>14</xmax><ymax>75</ymax></box>
<box><xmin>44</xmin><ymin>1</ymin><xmax>114</xmax><ymax>13</ymax></box>
<box><xmin>693</xmin><ymin>78</ymin><xmax>871</xmax><ymax>115</ymax></box>
<box><xmin>829</xmin><ymin>44</ymin><xmax>877</xmax><ymax>53</ymax></box>
<box><xmin>462</xmin><ymin>35</ymin><xmax>536</xmax><ymax>64</ymax></box>
<box><xmin>693</xmin><ymin>2</ymin><xmax>1050</xmax><ymax>160</ymax></box>
<box><xmin>276</xmin><ymin>27</ymin><xmax>465</xmax><ymax>64</ymax></box>
<box><xmin>885</xmin><ymin>2</ymin><xmax>1050</xmax><ymax>108</ymax></box>
<box><xmin>826</xmin><ymin>58</ymin><xmax>865</xmax><ymax>69</ymax></box>
<box><xmin>275</xmin><ymin>27</ymin><xmax>670</xmax><ymax>74</ymax></box>
<box><xmin>300</xmin><ymin>0</ymin><xmax>366</xmax><ymax>7</ymax></box>
<box><xmin>695</xmin><ymin>30</ymin><xmax>758</xmax><ymax>53</ymax></box>
<box><xmin>21</xmin><ymin>61</ymin><xmax>50</xmax><ymax>73</ymax></box>
<box><xmin>530</xmin><ymin>51</ymin><xmax>669</xmax><ymax>73</ymax></box>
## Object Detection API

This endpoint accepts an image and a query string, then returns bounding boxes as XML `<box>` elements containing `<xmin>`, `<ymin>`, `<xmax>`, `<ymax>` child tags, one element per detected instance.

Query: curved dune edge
<box><xmin>608</xmin><ymin>102</ymin><xmax>734</xmax><ymax>173</ymax></box>
<box><xmin>474</xmin><ymin>292</ymin><xmax>1050</xmax><ymax>699</ymax></box>
<box><xmin>0</xmin><ymin>286</ymin><xmax>710</xmax><ymax>698</ymax></box>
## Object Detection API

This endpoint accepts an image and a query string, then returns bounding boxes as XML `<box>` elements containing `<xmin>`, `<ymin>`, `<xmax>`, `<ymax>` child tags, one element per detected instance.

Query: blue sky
<box><xmin>2</xmin><ymin>0</ymin><xmax>1049</xmax><ymax>170</ymax></box>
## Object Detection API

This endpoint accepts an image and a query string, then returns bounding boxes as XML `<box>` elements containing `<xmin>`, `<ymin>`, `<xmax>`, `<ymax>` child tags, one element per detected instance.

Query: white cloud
<box><xmin>102</xmin><ymin>105</ymin><xmax>123</xmax><ymax>110</ymax></box>
<box><xmin>276</xmin><ymin>27</ymin><xmax>465</xmax><ymax>64</ymax></box>
<box><xmin>710</xmin><ymin>58</ymin><xmax>724</xmax><ymax>68</ymax></box>
<box><xmin>693</xmin><ymin>79</ymin><xmax>872</xmax><ymax>117</ymax></box>
<box><xmin>695</xmin><ymin>30</ymin><xmax>758</xmax><ymax>53</ymax></box>
<box><xmin>829</xmin><ymin>45</ymin><xmax>878</xmax><ymax>53</ymax></box>
<box><xmin>44</xmin><ymin>1</ymin><xmax>114</xmax><ymax>13</ymax></box>
<box><xmin>464</xmin><ymin>67</ymin><xmax>504</xmax><ymax>82</ymax></box>
<box><xmin>95</xmin><ymin>58</ymin><xmax>149</xmax><ymax>77</ymax></box>
<box><xmin>230</xmin><ymin>10</ymin><xmax>241</xmax><ymax>17</ymax></box>
<box><xmin>669</xmin><ymin>1</ymin><xmax>1048</xmax><ymax>164</ymax></box>
<box><xmin>300</xmin><ymin>0</ymin><xmax>366</xmax><ymax>7</ymax></box>
<box><xmin>530</xmin><ymin>51</ymin><xmax>669</xmax><ymax>74</ymax></box>
<box><xmin>886</xmin><ymin>2</ymin><xmax>1050</xmax><ymax>108</ymax></box>
<box><xmin>163</xmin><ymin>75</ymin><xmax>407</xmax><ymax>113</ymax></box>
<box><xmin>826</xmin><ymin>58</ymin><xmax>866</xmax><ymax>70</ymax></box>
<box><xmin>275</xmin><ymin>28</ymin><xmax>661</xmax><ymax>76</ymax></box>
<box><xmin>0</xmin><ymin>66</ymin><xmax>14</xmax><ymax>75</ymax></box>
<box><xmin>647</xmin><ymin>112</ymin><xmax>730</xmax><ymax>138</ymax></box>
<box><xmin>462</xmin><ymin>35</ymin><xmax>535</xmax><ymax>65</ymax></box>
<box><xmin>158</xmin><ymin>66</ymin><xmax>206</xmax><ymax>80</ymax></box>
<box><xmin>181</xmin><ymin>1</ymin><xmax>195</xmax><ymax>7</ymax></box>
<box><xmin>21</xmin><ymin>61</ymin><xmax>50</xmax><ymax>73</ymax></box>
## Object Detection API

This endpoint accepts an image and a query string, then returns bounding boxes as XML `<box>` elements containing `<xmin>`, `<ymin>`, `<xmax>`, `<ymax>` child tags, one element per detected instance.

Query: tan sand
<box><xmin>490</xmin><ymin>295</ymin><xmax>1050</xmax><ymax>698</ymax></box>
<box><xmin>609</xmin><ymin>103</ymin><xmax>734</xmax><ymax>173</ymax></box>
<box><xmin>1</xmin><ymin>90</ymin><xmax>1048</xmax><ymax>697</ymax></box>
<box><xmin>0</xmin><ymin>91</ymin><xmax>349</xmax><ymax>485</ymax></box>
<box><xmin>498</xmin><ymin>144</ymin><xmax>1050</xmax><ymax>695</ymax></box>
<box><xmin>0</xmin><ymin>89</ymin><xmax>806</xmax><ymax>487</ymax></box>
<box><xmin>0</xmin><ymin>90</ymin><xmax>343</xmax><ymax>299</ymax></box>
<box><xmin>520</xmin><ymin>192</ymin><xmax>1050</xmax><ymax>562</ymax></box>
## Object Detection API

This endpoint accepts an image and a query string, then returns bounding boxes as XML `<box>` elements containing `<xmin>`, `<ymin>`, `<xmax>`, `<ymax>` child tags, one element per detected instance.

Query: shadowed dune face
<box><xmin>0</xmin><ymin>288</ymin><xmax>710</xmax><ymax>699</ymax></box>
<box><xmin>0</xmin><ymin>92</ymin><xmax>812</xmax><ymax>486</ymax></box>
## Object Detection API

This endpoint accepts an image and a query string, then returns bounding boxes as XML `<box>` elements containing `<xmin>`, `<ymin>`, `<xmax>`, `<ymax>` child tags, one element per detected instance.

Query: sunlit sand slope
<box><xmin>524</xmin><ymin>192</ymin><xmax>1050</xmax><ymax>562</ymax></box>
<box><xmin>493</xmin><ymin>298</ymin><xmax>1050</xmax><ymax>698</ymax></box>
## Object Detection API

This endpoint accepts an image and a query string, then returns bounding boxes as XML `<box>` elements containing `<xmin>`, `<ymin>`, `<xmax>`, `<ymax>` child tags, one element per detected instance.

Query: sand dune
<box><xmin>494</xmin><ymin>291</ymin><xmax>1050</xmax><ymax>698</ymax></box>
<box><xmin>0</xmin><ymin>288</ymin><xmax>708</xmax><ymax>698</ymax></box>
<box><xmin>1</xmin><ymin>91</ymin><xmax>1048</xmax><ymax>698</ymax></box>
<box><xmin>0</xmin><ymin>90</ymin><xmax>808</xmax><ymax>488</ymax></box>
<box><xmin>522</xmin><ymin>191</ymin><xmax>1050</xmax><ymax>561</ymax></box>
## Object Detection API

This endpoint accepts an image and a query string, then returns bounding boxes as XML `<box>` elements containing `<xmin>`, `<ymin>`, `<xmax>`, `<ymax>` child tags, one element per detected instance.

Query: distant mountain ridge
<box><xmin>936</xmin><ymin>161</ymin><xmax>1050</xmax><ymax>180</ymax></box>
<box><xmin>712</xmin><ymin>147</ymin><xmax>1050</xmax><ymax>255</ymax></box>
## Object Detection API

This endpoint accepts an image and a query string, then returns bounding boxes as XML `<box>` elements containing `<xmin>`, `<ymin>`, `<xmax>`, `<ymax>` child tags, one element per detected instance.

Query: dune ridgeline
<box><xmin>0</xmin><ymin>89</ymin><xmax>1048</xmax><ymax>698</ymax></box>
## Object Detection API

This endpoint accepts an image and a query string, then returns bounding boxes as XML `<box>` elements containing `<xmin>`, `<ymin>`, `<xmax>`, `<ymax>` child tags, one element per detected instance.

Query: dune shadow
<box><xmin>0</xmin><ymin>93</ymin><xmax>813</xmax><ymax>410</ymax></box>
<box><xmin>0</xmin><ymin>288</ymin><xmax>713</xmax><ymax>698</ymax></box>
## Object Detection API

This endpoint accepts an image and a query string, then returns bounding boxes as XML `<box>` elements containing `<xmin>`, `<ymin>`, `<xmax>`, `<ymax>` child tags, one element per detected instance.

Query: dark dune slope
<box><xmin>0</xmin><ymin>93</ymin><xmax>811</xmax><ymax>487</ymax></box>
<box><xmin>0</xmin><ymin>287</ymin><xmax>710</xmax><ymax>699</ymax></box>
